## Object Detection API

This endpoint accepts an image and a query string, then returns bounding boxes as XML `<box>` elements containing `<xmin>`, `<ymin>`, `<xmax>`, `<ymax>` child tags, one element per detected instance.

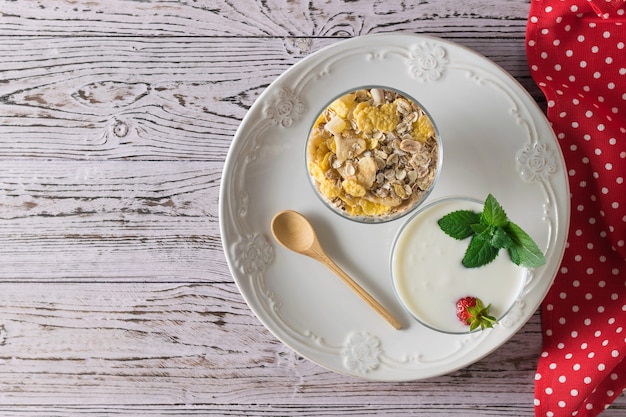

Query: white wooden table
<box><xmin>0</xmin><ymin>1</ymin><xmax>624</xmax><ymax>415</ymax></box>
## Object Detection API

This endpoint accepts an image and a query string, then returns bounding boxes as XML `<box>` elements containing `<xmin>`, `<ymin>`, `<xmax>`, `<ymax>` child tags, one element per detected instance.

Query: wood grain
<box><xmin>0</xmin><ymin>0</ymin><xmax>531</xmax><ymax>37</ymax></box>
<box><xmin>0</xmin><ymin>0</ymin><xmax>623</xmax><ymax>415</ymax></box>
<box><xmin>0</xmin><ymin>36</ymin><xmax>540</xmax><ymax>163</ymax></box>
<box><xmin>0</xmin><ymin>281</ymin><xmax>541</xmax><ymax>409</ymax></box>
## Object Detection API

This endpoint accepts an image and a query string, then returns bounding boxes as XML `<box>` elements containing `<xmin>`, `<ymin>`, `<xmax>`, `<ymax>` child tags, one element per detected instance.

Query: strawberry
<box><xmin>456</xmin><ymin>296</ymin><xmax>497</xmax><ymax>331</ymax></box>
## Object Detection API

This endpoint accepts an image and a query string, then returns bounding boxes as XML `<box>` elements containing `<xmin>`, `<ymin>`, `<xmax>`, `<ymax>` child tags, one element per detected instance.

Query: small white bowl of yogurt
<box><xmin>390</xmin><ymin>197</ymin><xmax>527</xmax><ymax>334</ymax></box>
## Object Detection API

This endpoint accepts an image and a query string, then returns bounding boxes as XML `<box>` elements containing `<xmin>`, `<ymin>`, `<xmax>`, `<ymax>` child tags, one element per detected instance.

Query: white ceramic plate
<box><xmin>219</xmin><ymin>33</ymin><xmax>570</xmax><ymax>381</ymax></box>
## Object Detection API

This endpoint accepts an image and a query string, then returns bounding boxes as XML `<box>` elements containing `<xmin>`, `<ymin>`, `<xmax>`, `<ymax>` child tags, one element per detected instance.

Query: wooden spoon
<box><xmin>270</xmin><ymin>210</ymin><xmax>402</xmax><ymax>330</ymax></box>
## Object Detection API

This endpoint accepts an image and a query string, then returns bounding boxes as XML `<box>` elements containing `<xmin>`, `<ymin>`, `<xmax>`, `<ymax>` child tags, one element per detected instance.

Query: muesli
<box><xmin>307</xmin><ymin>88</ymin><xmax>439</xmax><ymax>219</ymax></box>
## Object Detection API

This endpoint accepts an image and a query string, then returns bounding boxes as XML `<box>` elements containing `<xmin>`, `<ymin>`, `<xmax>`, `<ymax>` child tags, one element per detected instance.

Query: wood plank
<box><xmin>0</xmin><ymin>0</ymin><xmax>531</xmax><ymax>37</ymax></box>
<box><xmin>0</xmin><ymin>160</ymin><xmax>228</xmax><ymax>282</ymax></box>
<box><xmin>0</xmin><ymin>281</ymin><xmax>544</xmax><ymax>410</ymax></box>
<box><xmin>13</xmin><ymin>283</ymin><xmax>626</xmax><ymax>416</ymax></box>
<box><xmin>0</xmin><ymin>36</ymin><xmax>542</xmax><ymax>161</ymax></box>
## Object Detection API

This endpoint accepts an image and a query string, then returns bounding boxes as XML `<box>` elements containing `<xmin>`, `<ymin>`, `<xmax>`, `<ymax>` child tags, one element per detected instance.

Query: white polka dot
<box><xmin>553</xmin><ymin>40</ymin><xmax>560</xmax><ymax>46</ymax></box>
<box><xmin>558</xmin><ymin>401</ymin><xmax>566</xmax><ymax>408</ymax></box>
<box><xmin>559</xmin><ymin>375</ymin><xmax>567</xmax><ymax>383</ymax></box>
<box><xmin>571</xmin><ymin>389</ymin><xmax>579</xmax><ymax>396</ymax></box>
<box><xmin>530</xmin><ymin>16</ymin><xmax>538</xmax><ymax>23</ymax></box>
<box><xmin>604</xmin><ymin>31</ymin><xmax>611</xmax><ymax>39</ymax></box>
<box><xmin>594</xmin><ymin>71</ymin><xmax>602</xmax><ymax>79</ymax></box>
<box><xmin>541</xmin><ymin>28</ymin><xmax>549</xmax><ymax>35</ymax></box>
<box><xmin>571</xmin><ymin>330</ymin><xmax>578</xmax><ymax>338</ymax></box>
<box><xmin>599</xmin><ymin>363</ymin><xmax>606</xmax><ymax>371</ymax></box>
<box><xmin>546</xmin><ymin>387</ymin><xmax>553</xmax><ymax>394</ymax></box>
<box><xmin>578</xmin><ymin>35</ymin><xmax>585</xmax><ymax>42</ymax></box>
<box><xmin>580</xmin><ymin>60</ymin><xmax>587</xmax><ymax>68</ymax></box>
<box><xmin>592</xmin><ymin>46</ymin><xmax>600</xmax><ymax>53</ymax></box>
<box><xmin>573</xmin><ymin>363</ymin><xmax>581</xmax><ymax>371</ymax></box>
<box><xmin>584</xmin><ymin>376</ymin><xmax>592</xmax><ymax>384</ymax></box>
<box><xmin>571</xmin><ymin>5</ymin><xmax>578</xmax><ymax>12</ymax></box>
<box><xmin>618</xmin><ymin>42</ymin><xmax>625</xmax><ymax>49</ymax></box>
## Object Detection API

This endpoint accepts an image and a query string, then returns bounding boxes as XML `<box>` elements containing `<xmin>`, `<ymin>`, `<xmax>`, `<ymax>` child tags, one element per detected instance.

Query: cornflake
<box><xmin>307</xmin><ymin>88</ymin><xmax>439</xmax><ymax>219</ymax></box>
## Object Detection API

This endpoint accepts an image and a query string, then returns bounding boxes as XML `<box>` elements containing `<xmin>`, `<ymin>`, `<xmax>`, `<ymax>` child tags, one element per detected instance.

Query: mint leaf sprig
<box><xmin>437</xmin><ymin>194</ymin><xmax>546</xmax><ymax>269</ymax></box>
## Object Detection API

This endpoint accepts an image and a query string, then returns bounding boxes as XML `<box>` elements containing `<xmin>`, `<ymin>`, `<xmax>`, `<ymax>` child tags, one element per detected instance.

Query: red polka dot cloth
<box><xmin>526</xmin><ymin>1</ymin><xmax>626</xmax><ymax>416</ymax></box>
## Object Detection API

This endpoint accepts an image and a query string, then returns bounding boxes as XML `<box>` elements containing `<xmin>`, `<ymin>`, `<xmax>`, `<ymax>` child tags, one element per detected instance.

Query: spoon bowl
<box><xmin>271</xmin><ymin>210</ymin><xmax>402</xmax><ymax>330</ymax></box>
<box><xmin>270</xmin><ymin>210</ymin><xmax>319</xmax><ymax>258</ymax></box>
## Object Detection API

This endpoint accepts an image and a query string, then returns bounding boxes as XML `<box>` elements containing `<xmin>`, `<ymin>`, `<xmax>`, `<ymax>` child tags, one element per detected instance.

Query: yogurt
<box><xmin>391</xmin><ymin>198</ymin><xmax>527</xmax><ymax>333</ymax></box>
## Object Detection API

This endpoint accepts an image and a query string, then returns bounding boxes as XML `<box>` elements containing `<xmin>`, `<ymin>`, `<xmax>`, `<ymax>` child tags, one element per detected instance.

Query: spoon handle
<box><xmin>321</xmin><ymin>256</ymin><xmax>402</xmax><ymax>330</ymax></box>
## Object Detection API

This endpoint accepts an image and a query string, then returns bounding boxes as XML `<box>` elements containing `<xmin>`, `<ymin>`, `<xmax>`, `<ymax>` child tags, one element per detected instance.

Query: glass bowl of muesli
<box><xmin>306</xmin><ymin>86</ymin><xmax>441</xmax><ymax>223</ymax></box>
